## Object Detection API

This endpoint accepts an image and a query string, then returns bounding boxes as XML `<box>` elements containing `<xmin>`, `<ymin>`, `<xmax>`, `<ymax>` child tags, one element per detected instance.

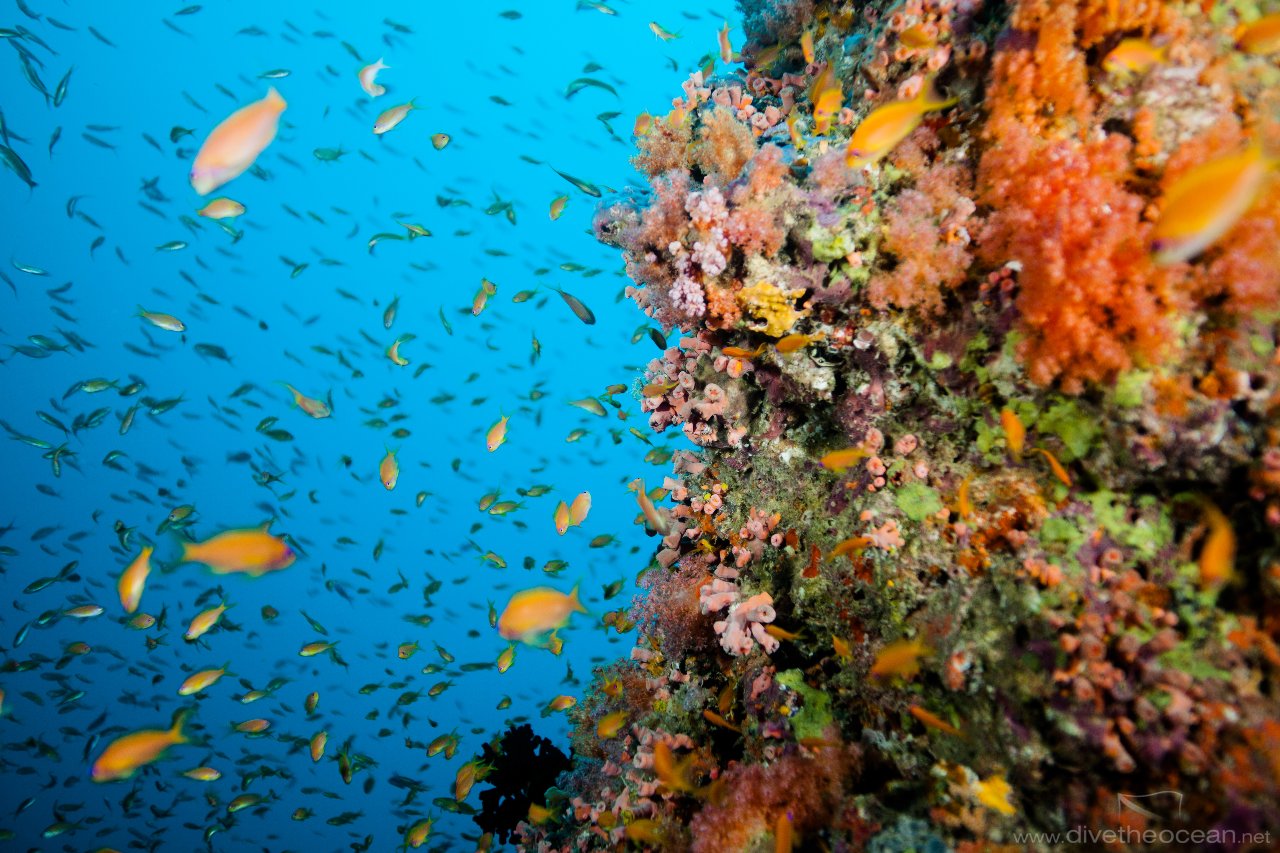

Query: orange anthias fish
<box><xmin>908</xmin><ymin>704</ymin><xmax>963</xmax><ymax>736</ymax></box>
<box><xmin>196</xmin><ymin>197</ymin><xmax>245</xmax><ymax>219</ymax></box>
<box><xmin>185</xmin><ymin>603</ymin><xmax>228</xmax><ymax>641</ymax></box>
<box><xmin>597</xmin><ymin>709</ymin><xmax>628</xmax><ymax>738</ymax></box>
<box><xmin>653</xmin><ymin>741</ymin><xmax>699</xmax><ymax>794</ymax></box>
<box><xmin>1152</xmin><ymin>143</ymin><xmax>1273</xmax><ymax>266</ymax></box>
<box><xmin>1199</xmin><ymin>502</ymin><xmax>1236</xmax><ymax>590</ymax></box>
<box><xmin>1237</xmin><ymin>13</ymin><xmax>1280</xmax><ymax>54</ymax></box>
<box><xmin>722</xmin><ymin>344</ymin><xmax>766</xmax><ymax>359</ymax></box>
<box><xmin>775</xmin><ymin>810</ymin><xmax>794</xmax><ymax>853</ymax></box>
<box><xmin>118</xmin><ymin>545</ymin><xmax>153</xmax><ymax>614</ymax></box>
<box><xmin>820</xmin><ymin>447</ymin><xmax>868</xmax><ymax>472</ymax></box>
<box><xmin>486</xmin><ymin>415</ymin><xmax>509</xmax><ymax>452</ymax></box>
<box><xmin>380</xmin><ymin>448</ymin><xmax>400</xmax><ymax>490</ymax></box>
<box><xmin>282</xmin><ymin>383</ymin><xmax>330</xmax><ymax>419</ymax></box>
<box><xmin>554</xmin><ymin>491</ymin><xmax>591</xmax><ymax>534</ymax></box>
<box><xmin>179</xmin><ymin>523</ymin><xmax>296</xmax><ymax>576</ymax></box>
<box><xmin>358</xmin><ymin>58</ymin><xmax>389</xmax><ymax>97</ymax></box>
<box><xmin>1102</xmin><ymin>38</ymin><xmax>1167</xmax><ymax>76</ymax></box>
<box><xmin>775</xmin><ymin>332</ymin><xmax>824</xmax><ymax>353</ymax></box>
<box><xmin>373</xmin><ymin>100</ymin><xmax>417</xmax><ymax>135</ymax></box>
<box><xmin>718</xmin><ymin>21</ymin><xmax>735</xmax><ymax>63</ymax></box>
<box><xmin>898</xmin><ymin>23</ymin><xmax>937</xmax><ymax>50</ymax></box>
<box><xmin>190</xmin><ymin>88</ymin><xmax>287</xmax><ymax>196</ymax></box>
<box><xmin>178</xmin><ymin>666</ymin><xmax>228</xmax><ymax>696</ymax></box>
<box><xmin>870</xmin><ymin>638</ymin><xmax>930</xmax><ymax>679</ymax></box>
<box><xmin>1032</xmin><ymin>448</ymin><xmax>1072</xmax><ymax>487</ymax></box>
<box><xmin>1000</xmin><ymin>408</ymin><xmax>1025</xmax><ymax>461</ymax></box>
<box><xmin>845</xmin><ymin>83</ymin><xmax>957</xmax><ymax>168</ymax></box>
<box><xmin>809</xmin><ymin>64</ymin><xmax>842</xmax><ymax>135</ymax></box>
<box><xmin>91</xmin><ymin>709</ymin><xmax>189</xmax><ymax>782</ymax></box>
<box><xmin>629</xmin><ymin>478</ymin><xmax>670</xmax><ymax>535</ymax></box>
<box><xmin>497</xmin><ymin>586</ymin><xmax>587</xmax><ymax>644</ymax></box>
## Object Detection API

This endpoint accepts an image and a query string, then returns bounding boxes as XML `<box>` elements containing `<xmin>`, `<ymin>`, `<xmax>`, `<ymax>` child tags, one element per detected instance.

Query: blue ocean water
<box><xmin>0</xmin><ymin>1</ymin><xmax>715</xmax><ymax>847</ymax></box>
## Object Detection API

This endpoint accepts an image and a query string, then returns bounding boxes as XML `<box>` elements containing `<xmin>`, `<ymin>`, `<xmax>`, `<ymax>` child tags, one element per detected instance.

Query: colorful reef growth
<box><xmin>492</xmin><ymin>0</ymin><xmax>1280</xmax><ymax>850</ymax></box>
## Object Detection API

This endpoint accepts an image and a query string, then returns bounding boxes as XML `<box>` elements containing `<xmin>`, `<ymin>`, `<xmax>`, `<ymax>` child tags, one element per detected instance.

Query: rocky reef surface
<box><xmin>510</xmin><ymin>0</ymin><xmax>1280</xmax><ymax>849</ymax></box>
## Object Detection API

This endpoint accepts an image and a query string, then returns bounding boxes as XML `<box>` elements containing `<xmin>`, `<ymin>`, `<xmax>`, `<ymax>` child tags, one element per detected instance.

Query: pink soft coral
<box><xmin>869</xmin><ymin>156</ymin><xmax>977</xmax><ymax>315</ymax></box>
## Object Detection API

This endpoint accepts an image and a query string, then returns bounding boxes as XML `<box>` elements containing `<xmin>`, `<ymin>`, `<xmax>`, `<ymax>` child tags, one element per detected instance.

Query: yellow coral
<box><xmin>736</xmin><ymin>281</ymin><xmax>806</xmax><ymax>337</ymax></box>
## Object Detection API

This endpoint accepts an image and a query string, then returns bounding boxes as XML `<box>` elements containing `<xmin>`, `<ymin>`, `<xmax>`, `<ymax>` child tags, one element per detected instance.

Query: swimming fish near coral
<box><xmin>1152</xmin><ymin>143</ymin><xmax>1272</xmax><ymax>265</ymax></box>
<box><xmin>1236</xmin><ymin>13</ymin><xmax>1280</xmax><ymax>55</ymax></box>
<box><xmin>1198</xmin><ymin>501</ymin><xmax>1235</xmax><ymax>590</ymax></box>
<box><xmin>845</xmin><ymin>82</ymin><xmax>956</xmax><ymax>169</ymax></box>
<box><xmin>1102</xmin><ymin>38</ymin><xmax>1167</xmax><ymax>76</ymax></box>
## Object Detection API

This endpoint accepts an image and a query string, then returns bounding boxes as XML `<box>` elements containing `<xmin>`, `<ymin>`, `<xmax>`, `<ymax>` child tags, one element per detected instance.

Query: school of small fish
<box><xmin>0</xmin><ymin>2</ymin><xmax>711</xmax><ymax>848</ymax></box>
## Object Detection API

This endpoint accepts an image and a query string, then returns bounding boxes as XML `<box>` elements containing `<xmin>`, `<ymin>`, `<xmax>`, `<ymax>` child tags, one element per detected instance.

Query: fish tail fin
<box><xmin>569</xmin><ymin>584</ymin><xmax>587</xmax><ymax>614</ymax></box>
<box><xmin>170</xmin><ymin>708</ymin><xmax>190</xmax><ymax>742</ymax></box>
<box><xmin>266</xmin><ymin>87</ymin><xmax>287</xmax><ymax>111</ymax></box>
<box><xmin>177</xmin><ymin>539</ymin><xmax>193</xmax><ymax>565</ymax></box>
<box><xmin>918</xmin><ymin>76</ymin><xmax>958</xmax><ymax>111</ymax></box>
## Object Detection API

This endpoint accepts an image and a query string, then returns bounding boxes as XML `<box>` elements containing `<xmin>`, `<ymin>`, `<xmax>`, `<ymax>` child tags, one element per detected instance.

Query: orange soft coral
<box><xmin>692</xmin><ymin>107</ymin><xmax>757</xmax><ymax>183</ymax></box>
<box><xmin>985</xmin><ymin>0</ymin><xmax>1092</xmax><ymax>139</ymax></box>
<box><xmin>634</xmin><ymin>116</ymin><xmax>693</xmax><ymax>178</ymax></box>
<box><xmin>977</xmin><ymin>121</ymin><xmax>1185</xmax><ymax>392</ymax></box>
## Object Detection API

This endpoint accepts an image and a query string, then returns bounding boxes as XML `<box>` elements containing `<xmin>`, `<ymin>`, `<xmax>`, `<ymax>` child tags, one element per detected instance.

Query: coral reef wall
<box><xmin>520</xmin><ymin>0</ymin><xmax>1280</xmax><ymax>849</ymax></box>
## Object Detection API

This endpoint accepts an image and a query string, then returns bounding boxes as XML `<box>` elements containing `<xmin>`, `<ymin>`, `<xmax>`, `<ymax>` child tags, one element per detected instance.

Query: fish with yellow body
<box><xmin>1198</xmin><ymin>502</ymin><xmax>1236</xmax><ymax>590</ymax></box>
<box><xmin>117</xmin><ymin>545</ymin><xmax>152</xmax><ymax>614</ymax></box>
<box><xmin>1152</xmin><ymin>143</ymin><xmax>1273</xmax><ymax>266</ymax></box>
<box><xmin>845</xmin><ymin>82</ymin><xmax>956</xmax><ymax>169</ymax></box>
<box><xmin>1102</xmin><ymin>38</ymin><xmax>1167</xmax><ymax>76</ymax></box>
<box><xmin>497</xmin><ymin>586</ymin><xmax>586</xmax><ymax>645</ymax></box>
<box><xmin>178</xmin><ymin>666</ymin><xmax>228</xmax><ymax>696</ymax></box>
<box><xmin>91</xmin><ymin>709</ymin><xmax>189</xmax><ymax>781</ymax></box>
<box><xmin>380</xmin><ymin>448</ymin><xmax>400</xmax><ymax>490</ymax></box>
<box><xmin>486</xmin><ymin>415</ymin><xmax>508</xmax><ymax>452</ymax></box>
<box><xmin>1237</xmin><ymin>13</ymin><xmax>1280</xmax><ymax>54</ymax></box>
<box><xmin>179</xmin><ymin>523</ymin><xmax>295</xmax><ymax>576</ymax></box>
<box><xmin>185</xmin><ymin>603</ymin><xmax>228</xmax><ymax>642</ymax></box>
<box><xmin>870</xmin><ymin>638</ymin><xmax>930</xmax><ymax>679</ymax></box>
